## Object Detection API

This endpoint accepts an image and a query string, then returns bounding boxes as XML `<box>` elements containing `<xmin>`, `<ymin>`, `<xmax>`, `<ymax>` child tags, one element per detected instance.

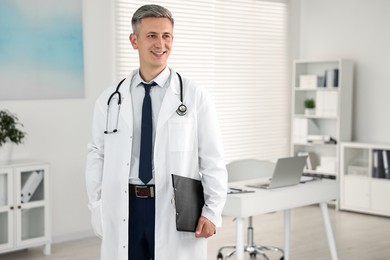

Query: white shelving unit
<box><xmin>0</xmin><ymin>160</ymin><xmax>51</xmax><ymax>255</ymax></box>
<box><xmin>291</xmin><ymin>59</ymin><xmax>354</xmax><ymax>179</ymax></box>
<box><xmin>340</xmin><ymin>142</ymin><xmax>390</xmax><ymax>216</ymax></box>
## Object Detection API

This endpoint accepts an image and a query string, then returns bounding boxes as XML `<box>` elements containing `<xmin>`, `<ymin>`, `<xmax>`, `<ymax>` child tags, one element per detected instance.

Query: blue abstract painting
<box><xmin>0</xmin><ymin>0</ymin><xmax>84</xmax><ymax>99</ymax></box>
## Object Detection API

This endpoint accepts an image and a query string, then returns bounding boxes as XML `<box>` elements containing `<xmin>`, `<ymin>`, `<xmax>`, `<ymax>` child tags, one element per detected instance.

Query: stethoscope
<box><xmin>104</xmin><ymin>72</ymin><xmax>187</xmax><ymax>134</ymax></box>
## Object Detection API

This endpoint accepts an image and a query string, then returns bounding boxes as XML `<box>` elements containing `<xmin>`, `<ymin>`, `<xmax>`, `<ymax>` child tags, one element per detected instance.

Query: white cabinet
<box><xmin>340</xmin><ymin>142</ymin><xmax>390</xmax><ymax>216</ymax></box>
<box><xmin>291</xmin><ymin>59</ymin><xmax>353</xmax><ymax>179</ymax></box>
<box><xmin>0</xmin><ymin>160</ymin><xmax>51</xmax><ymax>255</ymax></box>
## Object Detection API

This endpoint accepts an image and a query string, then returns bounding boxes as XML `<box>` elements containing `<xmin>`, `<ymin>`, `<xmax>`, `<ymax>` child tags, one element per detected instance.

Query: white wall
<box><xmin>2</xmin><ymin>0</ymin><xmax>389</xmax><ymax>244</ymax></box>
<box><xmin>0</xmin><ymin>0</ymin><xmax>115</xmax><ymax>242</ymax></box>
<box><xmin>291</xmin><ymin>0</ymin><xmax>390</xmax><ymax>143</ymax></box>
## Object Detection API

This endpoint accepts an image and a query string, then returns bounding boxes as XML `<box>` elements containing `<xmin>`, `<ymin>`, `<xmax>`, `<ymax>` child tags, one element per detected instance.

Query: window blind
<box><xmin>114</xmin><ymin>0</ymin><xmax>289</xmax><ymax>163</ymax></box>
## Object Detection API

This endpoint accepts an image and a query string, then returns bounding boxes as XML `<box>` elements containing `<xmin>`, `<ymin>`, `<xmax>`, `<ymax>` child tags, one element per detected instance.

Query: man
<box><xmin>86</xmin><ymin>4</ymin><xmax>227</xmax><ymax>260</ymax></box>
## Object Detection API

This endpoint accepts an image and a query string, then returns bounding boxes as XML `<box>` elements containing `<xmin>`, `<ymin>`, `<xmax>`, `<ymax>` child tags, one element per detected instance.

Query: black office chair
<box><xmin>217</xmin><ymin>159</ymin><xmax>284</xmax><ymax>260</ymax></box>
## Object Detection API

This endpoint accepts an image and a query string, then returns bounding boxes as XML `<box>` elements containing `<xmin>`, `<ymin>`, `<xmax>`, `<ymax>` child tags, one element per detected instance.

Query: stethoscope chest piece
<box><xmin>176</xmin><ymin>104</ymin><xmax>187</xmax><ymax>116</ymax></box>
<box><xmin>175</xmin><ymin>72</ymin><xmax>187</xmax><ymax>116</ymax></box>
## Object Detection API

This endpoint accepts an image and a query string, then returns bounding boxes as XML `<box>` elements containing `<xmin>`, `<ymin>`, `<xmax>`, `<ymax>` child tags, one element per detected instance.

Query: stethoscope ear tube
<box><xmin>107</xmin><ymin>78</ymin><xmax>126</xmax><ymax>105</ymax></box>
<box><xmin>104</xmin><ymin>78</ymin><xmax>125</xmax><ymax>134</ymax></box>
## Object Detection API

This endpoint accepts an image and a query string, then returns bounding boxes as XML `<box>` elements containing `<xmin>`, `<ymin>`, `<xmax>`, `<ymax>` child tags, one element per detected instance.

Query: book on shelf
<box><xmin>21</xmin><ymin>170</ymin><xmax>44</xmax><ymax>203</ymax></box>
<box><xmin>293</xmin><ymin>118</ymin><xmax>319</xmax><ymax>144</ymax></box>
<box><xmin>373</xmin><ymin>150</ymin><xmax>385</xmax><ymax>179</ymax></box>
<box><xmin>333</xmin><ymin>69</ymin><xmax>339</xmax><ymax>87</ymax></box>
<box><xmin>322</xmin><ymin>68</ymin><xmax>339</xmax><ymax>88</ymax></box>
<box><xmin>307</xmin><ymin>135</ymin><xmax>337</xmax><ymax>144</ymax></box>
<box><xmin>322</xmin><ymin>70</ymin><xmax>327</xmax><ymax>87</ymax></box>
<box><xmin>383</xmin><ymin>150</ymin><xmax>390</xmax><ymax>179</ymax></box>
<box><xmin>316</xmin><ymin>91</ymin><xmax>338</xmax><ymax>117</ymax></box>
<box><xmin>297</xmin><ymin>151</ymin><xmax>318</xmax><ymax>170</ymax></box>
<box><xmin>377</xmin><ymin>150</ymin><xmax>385</xmax><ymax>179</ymax></box>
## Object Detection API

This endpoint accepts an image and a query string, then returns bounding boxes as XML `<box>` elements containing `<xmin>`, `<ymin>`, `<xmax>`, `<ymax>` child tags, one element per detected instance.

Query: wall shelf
<box><xmin>291</xmin><ymin>59</ymin><xmax>354</xmax><ymax>179</ymax></box>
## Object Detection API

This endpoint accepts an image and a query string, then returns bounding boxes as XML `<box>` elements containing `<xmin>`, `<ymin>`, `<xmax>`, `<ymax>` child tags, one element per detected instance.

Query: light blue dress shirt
<box><xmin>129</xmin><ymin>67</ymin><xmax>171</xmax><ymax>185</ymax></box>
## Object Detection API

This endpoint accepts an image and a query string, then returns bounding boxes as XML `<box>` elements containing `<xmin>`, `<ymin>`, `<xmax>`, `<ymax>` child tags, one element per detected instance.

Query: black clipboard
<box><xmin>171</xmin><ymin>174</ymin><xmax>205</xmax><ymax>232</ymax></box>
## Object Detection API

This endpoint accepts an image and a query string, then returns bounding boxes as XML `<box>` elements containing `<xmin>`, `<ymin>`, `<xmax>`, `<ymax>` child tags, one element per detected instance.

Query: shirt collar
<box><xmin>134</xmin><ymin>67</ymin><xmax>170</xmax><ymax>88</ymax></box>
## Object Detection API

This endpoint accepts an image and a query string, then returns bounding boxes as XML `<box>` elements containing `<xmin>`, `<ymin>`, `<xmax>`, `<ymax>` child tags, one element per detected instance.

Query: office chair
<box><xmin>217</xmin><ymin>159</ymin><xmax>284</xmax><ymax>260</ymax></box>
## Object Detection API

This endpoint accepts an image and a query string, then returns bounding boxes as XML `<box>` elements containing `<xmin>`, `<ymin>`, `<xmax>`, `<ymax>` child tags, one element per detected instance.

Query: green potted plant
<box><xmin>304</xmin><ymin>98</ymin><xmax>315</xmax><ymax>115</ymax></box>
<box><xmin>0</xmin><ymin>110</ymin><xmax>26</xmax><ymax>162</ymax></box>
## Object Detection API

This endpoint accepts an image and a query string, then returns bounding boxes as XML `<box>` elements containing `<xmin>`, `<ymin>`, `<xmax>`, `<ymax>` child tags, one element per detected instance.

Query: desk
<box><xmin>223</xmin><ymin>179</ymin><xmax>339</xmax><ymax>260</ymax></box>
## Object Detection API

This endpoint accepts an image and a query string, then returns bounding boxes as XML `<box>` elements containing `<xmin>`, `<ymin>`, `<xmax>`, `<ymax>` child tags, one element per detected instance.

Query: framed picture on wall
<box><xmin>0</xmin><ymin>0</ymin><xmax>84</xmax><ymax>100</ymax></box>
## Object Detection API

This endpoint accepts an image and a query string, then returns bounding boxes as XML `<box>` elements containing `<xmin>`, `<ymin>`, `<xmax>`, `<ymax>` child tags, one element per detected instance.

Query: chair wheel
<box><xmin>217</xmin><ymin>252</ymin><xmax>223</xmax><ymax>260</ymax></box>
<box><xmin>250</xmin><ymin>252</ymin><xmax>257</xmax><ymax>258</ymax></box>
<box><xmin>280</xmin><ymin>257</ymin><xmax>284</xmax><ymax>260</ymax></box>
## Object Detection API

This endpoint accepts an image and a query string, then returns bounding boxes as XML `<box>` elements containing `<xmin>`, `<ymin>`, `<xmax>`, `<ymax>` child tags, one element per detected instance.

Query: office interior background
<box><xmin>0</xmin><ymin>0</ymin><xmax>389</xmax><ymax>256</ymax></box>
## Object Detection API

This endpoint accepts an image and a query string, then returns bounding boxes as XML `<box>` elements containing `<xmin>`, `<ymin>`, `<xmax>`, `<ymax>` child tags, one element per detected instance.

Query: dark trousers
<box><xmin>129</xmin><ymin>193</ymin><xmax>155</xmax><ymax>260</ymax></box>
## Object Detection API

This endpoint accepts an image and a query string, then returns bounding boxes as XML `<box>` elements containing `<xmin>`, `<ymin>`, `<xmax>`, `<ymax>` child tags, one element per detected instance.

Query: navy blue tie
<box><xmin>139</xmin><ymin>82</ymin><xmax>157</xmax><ymax>184</ymax></box>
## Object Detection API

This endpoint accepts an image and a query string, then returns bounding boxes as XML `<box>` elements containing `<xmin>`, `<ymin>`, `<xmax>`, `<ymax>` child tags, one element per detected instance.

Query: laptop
<box><xmin>247</xmin><ymin>156</ymin><xmax>308</xmax><ymax>189</ymax></box>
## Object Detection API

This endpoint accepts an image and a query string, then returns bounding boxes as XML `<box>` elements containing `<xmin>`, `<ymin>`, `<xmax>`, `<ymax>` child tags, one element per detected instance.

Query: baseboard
<box><xmin>52</xmin><ymin>229</ymin><xmax>95</xmax><ymax>244</ymax></box>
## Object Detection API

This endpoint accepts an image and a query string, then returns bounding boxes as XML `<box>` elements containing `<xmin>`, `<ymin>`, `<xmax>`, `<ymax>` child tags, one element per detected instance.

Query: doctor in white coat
<box><xmin>85</xmin><ymin>4</ymin><xmax>227</xmax><ymax>260</ymax></box>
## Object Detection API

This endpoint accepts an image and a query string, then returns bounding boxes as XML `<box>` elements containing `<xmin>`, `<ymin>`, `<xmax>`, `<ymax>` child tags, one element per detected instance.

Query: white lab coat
<box><xmin>85</xmin><ymin>68</ymin><xmax>227</xmax><ymax>260</ymax></box>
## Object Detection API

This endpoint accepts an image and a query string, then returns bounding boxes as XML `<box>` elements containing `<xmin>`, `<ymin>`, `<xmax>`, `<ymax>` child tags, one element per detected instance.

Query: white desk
<box><xmin>223</xmin><ymin>179</ymin><xmax>339</xmax><ymax>260</ymax></box>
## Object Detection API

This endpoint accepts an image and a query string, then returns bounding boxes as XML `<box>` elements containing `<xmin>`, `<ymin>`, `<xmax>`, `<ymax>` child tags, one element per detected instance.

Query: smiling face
<box><xmin>130</xmin><ymin>17</ymin><xmax>173</xmax><ymax>81</ymax></box>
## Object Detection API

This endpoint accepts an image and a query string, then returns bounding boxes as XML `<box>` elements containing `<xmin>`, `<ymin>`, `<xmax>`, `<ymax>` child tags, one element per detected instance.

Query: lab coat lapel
<box><xmin>118</xmin><ymin>74</ymin><xmax>134</xmax><ymax>132</ymax></box>
<box><xmin>156</xmin><ymin>75</ymin><xmax>181</xmax><ymax>132</ymax></box>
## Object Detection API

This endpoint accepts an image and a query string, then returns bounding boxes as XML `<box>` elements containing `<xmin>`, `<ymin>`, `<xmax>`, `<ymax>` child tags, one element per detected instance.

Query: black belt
<box><xmin>129</xmin><ymin>184</ymin><xmax>155</xmax><ymax>198</ymax></box>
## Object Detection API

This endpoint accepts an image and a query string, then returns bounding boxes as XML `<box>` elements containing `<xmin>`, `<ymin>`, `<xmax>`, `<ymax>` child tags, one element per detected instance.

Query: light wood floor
<box><xmin>1</xmin><ymin>205</ymin><xmax>390</xmax><ymax>260</ymax></box>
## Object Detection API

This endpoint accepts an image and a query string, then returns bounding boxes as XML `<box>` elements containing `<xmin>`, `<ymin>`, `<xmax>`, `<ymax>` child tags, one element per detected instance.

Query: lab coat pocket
<box><xmin>89</xmin><ymin>200</ymin><xmax>103</xmax><ymax>239</ymax></box>
<box><xmin>168</xmin><ymin>118</ymin><xmax>195</xmax><ymax>152</ymax></box>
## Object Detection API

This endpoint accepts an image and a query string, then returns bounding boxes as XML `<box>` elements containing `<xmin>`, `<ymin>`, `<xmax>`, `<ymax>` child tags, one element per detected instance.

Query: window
<box><xmin>114</xmin><ymin>0</ymin><xmax>289</xmax><ymax>162</ymax></box>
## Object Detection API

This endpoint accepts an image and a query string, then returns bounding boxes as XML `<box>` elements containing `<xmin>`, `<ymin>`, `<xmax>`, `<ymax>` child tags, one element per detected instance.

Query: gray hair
<box><xmin>131</xmin><ymin>4</ymin><xmax>174</xmax><ymax>34</ymax></box>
